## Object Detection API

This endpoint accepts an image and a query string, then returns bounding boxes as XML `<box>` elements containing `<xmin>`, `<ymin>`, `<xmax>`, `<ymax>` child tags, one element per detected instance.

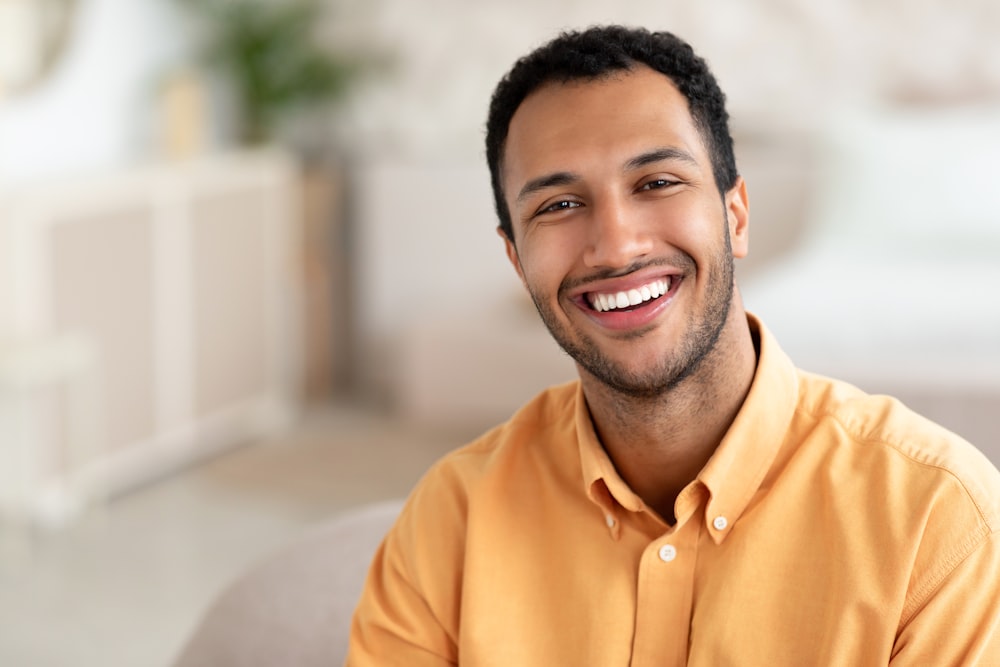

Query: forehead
<box><xmin>502</xmin><ymin>65</ymin><xmax>708</xmax><ymax>195</ymax></box>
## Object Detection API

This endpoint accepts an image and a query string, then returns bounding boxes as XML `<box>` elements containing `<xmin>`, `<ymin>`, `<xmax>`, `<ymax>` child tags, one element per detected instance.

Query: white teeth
<box><xmin>589</xmin><ymin>278</ymin><xmax>672</xmax><ymax>312</ymax></box>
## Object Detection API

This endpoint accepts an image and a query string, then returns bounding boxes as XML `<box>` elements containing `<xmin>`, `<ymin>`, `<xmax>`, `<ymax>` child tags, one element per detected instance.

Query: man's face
<box><xmin>500</xmin><ymin>65</ymin><xmax>749</xmax><ymax>398</ymax></box>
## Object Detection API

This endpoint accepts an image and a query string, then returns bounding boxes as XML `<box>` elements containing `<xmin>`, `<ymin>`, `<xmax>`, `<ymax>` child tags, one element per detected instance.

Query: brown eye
<box><xmin>639</xmin><ymin>178</ymin><xmax>675</xmax><ymax>191</ymax></box>
<box><xmin>541</xmin><ymin>200</ymin><xmax>581</xmax><ymax>214</ymax></box>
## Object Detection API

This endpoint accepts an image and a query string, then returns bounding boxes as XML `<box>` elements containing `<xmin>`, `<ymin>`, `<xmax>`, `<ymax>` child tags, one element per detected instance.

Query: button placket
<box><xmin>633</xmin><ymin>515</ymin><xmax>703</xmax><ymax>664</ymax></box>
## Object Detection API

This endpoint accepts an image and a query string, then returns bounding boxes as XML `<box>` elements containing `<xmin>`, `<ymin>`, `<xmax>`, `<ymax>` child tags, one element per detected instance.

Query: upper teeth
<box><xmin>589</xmin><ymin>278</ymin><xmax>671</xmax><ymax>312</ymax></box>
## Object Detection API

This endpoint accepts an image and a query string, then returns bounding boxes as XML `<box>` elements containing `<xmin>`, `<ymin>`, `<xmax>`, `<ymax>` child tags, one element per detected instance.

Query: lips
<box><xmin>566</xmin><ymin>269</ymin><xmax>681</xmax><ymax>332</ymax></box>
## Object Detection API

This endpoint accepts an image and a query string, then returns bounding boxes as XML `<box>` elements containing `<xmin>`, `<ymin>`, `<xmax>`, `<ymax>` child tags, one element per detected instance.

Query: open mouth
<box><xmin>587</xmin><ymin>277</ymin><xmax>672</xmax><ymax>313</ymax></box>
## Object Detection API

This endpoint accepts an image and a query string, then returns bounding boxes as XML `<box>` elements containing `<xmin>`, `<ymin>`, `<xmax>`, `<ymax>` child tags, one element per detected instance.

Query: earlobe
<box><xmin>726</xmin><ymin>177</ymin><xmax>750</xmax><ymax>259</ymax></box>
<box><xmin>498</xmin><ymin>226</ymin><xmax>527</xmax><ymax>287</ymax></box>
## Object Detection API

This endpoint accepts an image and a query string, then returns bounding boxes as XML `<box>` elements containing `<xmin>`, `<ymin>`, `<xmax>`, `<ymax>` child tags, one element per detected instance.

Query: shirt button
<box><xmin>605</xmin><ymin>514</ymin><xmax>616</xmax><ymax>529</ymax></box>
<box><xmin>658</xmin><ymin>544</ymin><xmax>677</xmax><ymax>562</ymax></box>
<box><xmin>713</xmin><ymin>516</ymin><xmax>729</xmax><ymax>531</ymax></box>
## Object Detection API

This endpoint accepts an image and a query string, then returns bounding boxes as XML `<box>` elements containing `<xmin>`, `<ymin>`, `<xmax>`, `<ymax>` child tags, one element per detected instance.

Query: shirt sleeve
<box><xmin>345</xmin><ymin>463</ymin><xmax>468</xmax><ymax>667</ymax></box>
<box><xmin>890</xmin><ymin>530</ymin><xmax>1000</xmax><ymax>665</ymax></box>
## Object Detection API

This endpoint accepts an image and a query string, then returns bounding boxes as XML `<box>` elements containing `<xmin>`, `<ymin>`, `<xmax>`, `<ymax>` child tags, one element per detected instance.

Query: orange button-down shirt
<box><xmin>347</xmin><ymin>318</ymin><xmax>1000</xmax><ymax>665</ymax></box>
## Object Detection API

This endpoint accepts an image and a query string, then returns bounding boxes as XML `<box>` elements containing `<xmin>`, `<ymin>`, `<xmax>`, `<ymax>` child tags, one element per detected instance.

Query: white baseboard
<box><xmin>14</xmin><ymin>394</ymin><xmax>298</xmax><ymax>527</ymax></box>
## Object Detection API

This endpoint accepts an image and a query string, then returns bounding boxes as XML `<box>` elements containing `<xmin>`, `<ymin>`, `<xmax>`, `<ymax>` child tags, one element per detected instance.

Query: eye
<box><xmin>638</xmin><ymin>178</ymin><xmax>677</xmax><ymax>192</ymax></box>
<box><xmin>538</xmin><ymin>200</ymin><xmax>581</xmax><ymax>215</ymax></box>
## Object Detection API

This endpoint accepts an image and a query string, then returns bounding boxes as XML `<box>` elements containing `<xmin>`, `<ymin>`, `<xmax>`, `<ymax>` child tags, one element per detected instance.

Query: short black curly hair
<box><xmin>486</xmin><ymin>25</ymin><xmax>738</xmax><ymax>242</ymax></box>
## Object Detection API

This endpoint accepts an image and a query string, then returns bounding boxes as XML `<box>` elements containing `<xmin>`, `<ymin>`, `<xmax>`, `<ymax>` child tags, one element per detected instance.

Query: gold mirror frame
<box><xmin>0</xmin><ymin>0</ymin><xmax>78</xmax><ymax>98</ymax></box>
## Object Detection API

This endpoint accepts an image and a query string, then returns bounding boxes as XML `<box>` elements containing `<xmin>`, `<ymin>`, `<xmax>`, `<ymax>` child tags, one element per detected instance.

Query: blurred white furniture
<box><xmin>742</xmin><ymin>105</ymin><xmax>1000</xmax><ymax>460</ymax></box>
<box><xmin>0</xmin><ymin>150</ymin><xmax>303</xmax><ymax>523</ymax></box>
<box><xmin>172</xmin><ymin>499</ymin><xmax>402</xmax><ymax>667</ymax></box>
<box><xmin>0</xmin><ymin>334</ymin><xmax>102</xmax><ymax>522</ymax></box>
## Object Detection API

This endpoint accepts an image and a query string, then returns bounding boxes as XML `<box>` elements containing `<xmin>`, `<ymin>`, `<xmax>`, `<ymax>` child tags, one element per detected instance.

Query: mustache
<box><xmin>559</xmin><ymin>254</ymin><xmax>695</xmax><ymax>294</ymax></box>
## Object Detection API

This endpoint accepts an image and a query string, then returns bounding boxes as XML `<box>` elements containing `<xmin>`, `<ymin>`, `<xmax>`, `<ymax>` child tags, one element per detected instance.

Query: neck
<box><xmin>580</xmin><ymin>304</ymin><xmax>757</xmax><ymax>523</ymax></box>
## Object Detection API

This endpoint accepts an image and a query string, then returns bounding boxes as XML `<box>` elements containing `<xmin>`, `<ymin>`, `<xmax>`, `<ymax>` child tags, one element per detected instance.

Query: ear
<box><xmin>725</xmin><ymin>176</ymin><xmax>750</xmax><ymax>259</ymax></box>
<box><xmin>498</xmin><ymin>226</ymin><xmax>527</xmax><ymax>287</ymax></box>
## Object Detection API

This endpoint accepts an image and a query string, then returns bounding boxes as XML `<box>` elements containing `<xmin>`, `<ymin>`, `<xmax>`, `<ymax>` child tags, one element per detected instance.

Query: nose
<box><xmin>582</xmin><ymin>194</ymin><xmax>653</xmax><ymax>269</ymax></box>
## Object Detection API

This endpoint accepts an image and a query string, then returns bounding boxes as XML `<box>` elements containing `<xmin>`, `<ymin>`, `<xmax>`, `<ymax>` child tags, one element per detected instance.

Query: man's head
<box><xmin>486</xmin><ymin>25</ymin><xmax>738</xmax><ymax>243</ymax></box>
<box><xmin>485</xmin><ymin>26</ymin><xmax>749</xmax><ymax>399</ymax></box>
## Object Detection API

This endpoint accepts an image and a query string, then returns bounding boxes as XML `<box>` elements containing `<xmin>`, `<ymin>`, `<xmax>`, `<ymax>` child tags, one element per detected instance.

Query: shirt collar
<box><xmin>698</xmin><ymin>314</ymin><xmax>798</xmax><ymax>543</ymax></box>
<box><xmin>576</xmin><ymin>313</ymin><xmax>800</xmax><ymax>543</ymax></box>
<box><xmin>575</xmin><ymin>383</ymin><xmax>643</xmax><ymax>542</ymax></box>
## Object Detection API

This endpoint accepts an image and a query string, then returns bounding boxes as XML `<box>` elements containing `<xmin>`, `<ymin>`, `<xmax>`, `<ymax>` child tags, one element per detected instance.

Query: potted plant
<box><xmin>177</xmin><ymin>0</ymin><xmax>360</xmax><ymax>146</ymax></box>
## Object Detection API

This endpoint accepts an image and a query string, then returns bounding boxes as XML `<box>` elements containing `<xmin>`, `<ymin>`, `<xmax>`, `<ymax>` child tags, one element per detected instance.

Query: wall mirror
<box><xmin>0</xmin><ymin>0</ymin><xmax>77</xmax><ymax>98</ymax></box>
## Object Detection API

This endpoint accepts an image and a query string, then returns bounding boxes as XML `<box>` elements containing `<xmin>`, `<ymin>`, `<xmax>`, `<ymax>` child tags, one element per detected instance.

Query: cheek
<box><xmin>518</xmin><ymin>233</ymin><xmax>578</xmax><ymax>287</ymax></box>
<box><xmin>652</xmin><ymin>201</ymin><xmax>727</xmax><ymax>250</ymax></box>
<box><xmin>519</xmin><ymin>256</ymin><xmax>560</xmax><ymax>296</ymax></box>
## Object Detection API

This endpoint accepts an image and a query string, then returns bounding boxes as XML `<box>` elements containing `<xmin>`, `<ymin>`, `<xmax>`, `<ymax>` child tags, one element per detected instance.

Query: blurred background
<box><xmin>1</xmin><ymin>0</ymin><xmax>998</xmax><ymax>664</ymax></box>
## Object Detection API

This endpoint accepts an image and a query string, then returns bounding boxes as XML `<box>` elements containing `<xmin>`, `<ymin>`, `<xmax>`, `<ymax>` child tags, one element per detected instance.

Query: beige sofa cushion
<box><xmin>172</xmin><ymin>499</ymin><xmax>402</xmax><ymax>667</ymax></box>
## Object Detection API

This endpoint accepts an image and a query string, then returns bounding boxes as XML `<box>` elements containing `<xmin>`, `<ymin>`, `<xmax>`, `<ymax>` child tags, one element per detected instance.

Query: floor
<box><xmin>0</xmin><ymin>401</ymin><xmax>475</xmax><ymax>667</ymax></box>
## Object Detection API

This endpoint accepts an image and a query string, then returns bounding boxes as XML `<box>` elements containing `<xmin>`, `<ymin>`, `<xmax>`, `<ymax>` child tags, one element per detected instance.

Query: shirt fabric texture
<box><xmin>347</xmin><ymin>317</ymin><xmax>1000</xmax><ymax>666</ymax></box>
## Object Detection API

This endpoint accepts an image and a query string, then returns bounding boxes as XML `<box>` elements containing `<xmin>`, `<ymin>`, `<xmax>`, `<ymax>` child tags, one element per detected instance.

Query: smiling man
<box><xmin>347</xmin><ymin>26</ymin><xmax>1000</xmax><ymax>665</ymax></box>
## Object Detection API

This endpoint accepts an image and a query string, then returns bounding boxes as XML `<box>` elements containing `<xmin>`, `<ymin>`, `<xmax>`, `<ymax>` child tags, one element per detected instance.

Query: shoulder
<box><xmin>794</xmin><ymin>369</ymin><xmax>1000</xmax><ymax>532</ymax></box>
<box><xmin>379</xmin><ymin>381</ymin><xmax>580</xmax><ymax>594</ymax></box>
<box><xmin>397</xmin><ymin>380</ymin><xmax>580</xmax><ymax>525</ymax></box>
<box><xmin>416</xmin><ymin>380</ymin><xmax>580</xmax><ymax>492</ymax></box>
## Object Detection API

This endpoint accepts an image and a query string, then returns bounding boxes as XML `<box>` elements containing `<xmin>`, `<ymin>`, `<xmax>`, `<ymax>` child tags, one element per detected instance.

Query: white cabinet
<box><xmin>0</xmin><ymin>151</ymin><xmax>303</xmax><ymax>523</ymax></box>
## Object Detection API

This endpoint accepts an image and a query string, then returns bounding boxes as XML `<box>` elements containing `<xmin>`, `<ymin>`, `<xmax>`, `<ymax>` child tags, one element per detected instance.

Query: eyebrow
<box><xmin>514</xmin><ymin>146</ymin><xmax>700</xmax><ymax>205</ymax></box>
<box><xmin>624</xmin><ymin>147</ymin><xmax>699</xmax><ymax>171</ymax></box>
<box><xmin>516</xmin><ymin>171</ymin><xmax>580</xmax><ymax>204</ymax></box>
